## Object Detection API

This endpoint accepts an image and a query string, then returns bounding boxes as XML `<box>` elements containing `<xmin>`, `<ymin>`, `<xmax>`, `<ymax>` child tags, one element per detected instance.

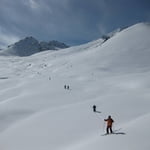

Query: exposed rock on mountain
<box><xmin>0</xmin><ymin>36</ymin><xmax>69</xmax><ymax>56</ymax></box>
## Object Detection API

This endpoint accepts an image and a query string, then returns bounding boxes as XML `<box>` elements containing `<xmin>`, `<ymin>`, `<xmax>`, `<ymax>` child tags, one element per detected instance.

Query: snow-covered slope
<box><xmin>0</xmin><ymin>22</ymin><xmax>150</xmax><ymax>150</ymax></box>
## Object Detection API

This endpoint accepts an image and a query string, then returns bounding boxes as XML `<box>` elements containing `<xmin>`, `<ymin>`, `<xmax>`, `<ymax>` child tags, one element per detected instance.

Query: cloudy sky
<box><xmin>0</xmin><ymin>0</ymin><xmax>150</xmax><ymax>48</ymax></box>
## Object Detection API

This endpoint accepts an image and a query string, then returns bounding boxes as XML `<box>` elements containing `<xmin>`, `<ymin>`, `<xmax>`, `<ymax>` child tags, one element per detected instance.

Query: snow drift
<box><xmin>0</xmin><ymin>22</ymin><xmax>150</xmax><ymax>150</ymax></box>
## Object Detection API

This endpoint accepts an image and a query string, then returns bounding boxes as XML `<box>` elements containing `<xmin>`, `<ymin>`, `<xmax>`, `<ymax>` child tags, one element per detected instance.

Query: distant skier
<box><xmin>104</xmin><ymin>115</ymin><xmax>114</xmax><ymax>134</ymax></box>
<box><xmin>92</xmin><ymin>105</ymin><xmax>101</xmax><ymax>113</ymax></box>
<box><xmin>67</xmin><ymin>85</ymin><xmax>70</xmax><ymax>90</ymax></box>
<box><xmin>93</xmin><ymin>105</ymin><xmax>96</xmax><ymax>112</ymax></box>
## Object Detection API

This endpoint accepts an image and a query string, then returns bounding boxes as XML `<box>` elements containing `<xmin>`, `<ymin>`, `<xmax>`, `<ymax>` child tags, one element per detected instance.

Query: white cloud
<box><xmin>0</xmin><ymin>26</ymin><xmax>20</xmax><ymax>49</ymax></box>
<box><xmin>23</xmin><ymin>0</ymin><xmax>40</xmax><ymax>10</ymax></box>
<box><xmin>29</xmin><ymin>0</ymin><xmax>39</xmax><ymax>9</ymax></box>
<box><xmin>98</xmin><ymin>23</ymin><xmax>107</xmax><ymax>35</ymax></box>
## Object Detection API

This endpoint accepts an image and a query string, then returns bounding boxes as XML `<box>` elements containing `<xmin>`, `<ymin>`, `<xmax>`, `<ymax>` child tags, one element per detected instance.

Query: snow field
<box><xmin>0</xmin><ymin>23</ymin><xmax>150</xmax><ymax>150</ymax></box>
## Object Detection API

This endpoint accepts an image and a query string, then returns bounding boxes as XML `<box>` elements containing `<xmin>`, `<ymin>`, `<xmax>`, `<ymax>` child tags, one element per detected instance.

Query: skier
<box><xmin>104</xmin><ymin>115</ymin><xmax>114</xmax><ymax>134</ymax></box>
<box><xmin>67</xmin><ymin>85</ymin><xmax>70</xmax><ymax>90</ymax></box>
<box><xmin>93</xmin><ymin>105</ymin><xmax>96</xmax><ymax>112</ymax></box>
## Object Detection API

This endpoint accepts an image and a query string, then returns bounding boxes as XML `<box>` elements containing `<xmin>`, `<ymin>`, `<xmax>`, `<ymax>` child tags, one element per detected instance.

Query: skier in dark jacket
<box><xmin>93</xmin><ymin>105</ymin><xmax>96</xmax><ymax>112</ymax></box>
<box><xmin>104</xmin><ymin>115</ymin><xmax>114</xmax><ymax>134</ymax></box>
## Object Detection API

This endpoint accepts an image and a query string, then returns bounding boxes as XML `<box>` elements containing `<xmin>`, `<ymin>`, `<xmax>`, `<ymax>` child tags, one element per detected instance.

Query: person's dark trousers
<box><xmin>106</xmin><ymin>126</ymin><xmax>113</xmax><ymax>134</ymax></box>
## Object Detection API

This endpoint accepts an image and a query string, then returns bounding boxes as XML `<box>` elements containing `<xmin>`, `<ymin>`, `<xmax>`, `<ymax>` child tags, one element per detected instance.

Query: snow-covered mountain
<box><xmin>40</xmin><ymin>40</ymin><xmax>69</xmax><ymax>51</ymax></box>
<box><xmin>0</xmin><ymin>36</ymin><xmax>69</xmax><ymax>56</ymax></box>
<box><xmin>0</xmin><ymin>22</ymin><xmax>150</xmax><ymax>150</ymax></box>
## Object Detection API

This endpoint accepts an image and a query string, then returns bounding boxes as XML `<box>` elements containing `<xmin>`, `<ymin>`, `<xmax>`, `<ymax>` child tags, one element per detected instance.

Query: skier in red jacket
<box><xmin>104</xmin><ymin>115</ymin><xmax>114</xmax><ymax>134</ymax></box>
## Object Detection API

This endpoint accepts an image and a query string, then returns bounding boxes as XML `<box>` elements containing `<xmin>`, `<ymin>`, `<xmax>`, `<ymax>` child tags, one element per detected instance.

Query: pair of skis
<box><xmin>101</xmin><ymin>129</ymin><xmax>126</xmax><ymax>136</ymax></box>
